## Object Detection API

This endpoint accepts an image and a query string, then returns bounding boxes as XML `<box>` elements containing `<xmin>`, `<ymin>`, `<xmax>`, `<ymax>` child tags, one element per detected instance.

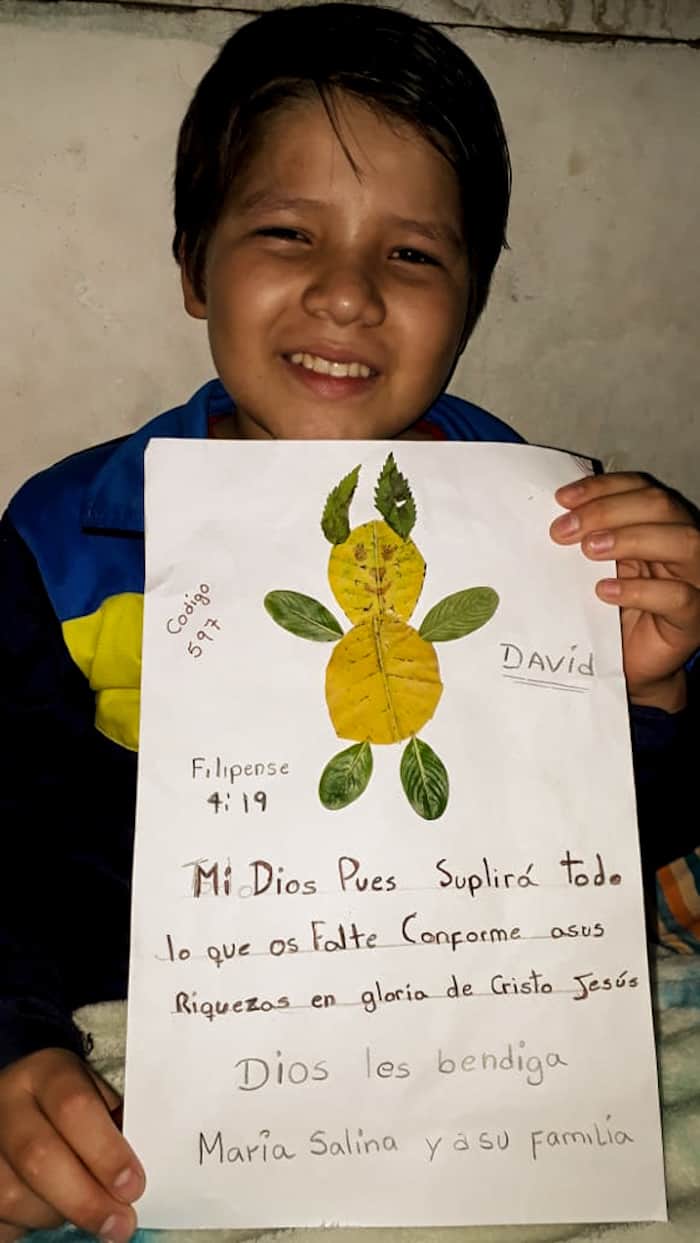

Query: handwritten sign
<box><xmin>124</xmin><ymin>441</ymin><xmax>666</xmax><ymax>1228</ymax></box>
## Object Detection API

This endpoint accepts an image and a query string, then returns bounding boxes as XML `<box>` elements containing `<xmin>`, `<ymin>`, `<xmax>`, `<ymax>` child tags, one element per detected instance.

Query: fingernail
<box><xmin>98</xmin><ymin>1214</ymin><xmax>133</xmax><ymax>1243</ymax></box>
<box><xmin>98</xmin><ymin>1214</ymin><xmax>118</xmax><ymax>1243</ymax></box>
<box><xmin>586</xmin><ymin>530</ymin><xmax>614</xmax><ymax>553</ymax></box>
<box><xmin>598</xmin><ymin>578</ymin><xmax>621</xmax><ymax>599</ymax></box>
<box><xmin>556</xmin><ymin>482</ymin><xmax>586</xmax><ymax>503</ymax></box>
<box><xmin>551</xmin><ymin>512</ymin><xmax>580</xmax><ymax>538</ymax></box>
<box><xmin>113</xmin><ymin>1166</ymin><xmax>141</xmax><ymax>1198</ymax></box>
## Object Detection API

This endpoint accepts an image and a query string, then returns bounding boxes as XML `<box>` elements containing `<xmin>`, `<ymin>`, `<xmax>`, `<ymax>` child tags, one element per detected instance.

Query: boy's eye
<box><xmin>256</xmin><ymin>226</ymin><xmax>308</xmax><ymax>243</ymax></box>
<box><xmin>391</xmin><ymin>247</ymin><xmax>439</xmax><ymax>266</ymax></box>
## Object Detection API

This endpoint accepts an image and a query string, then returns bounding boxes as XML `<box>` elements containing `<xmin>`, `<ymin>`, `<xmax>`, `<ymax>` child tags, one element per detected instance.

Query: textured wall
<box><xmin>2</xmin><ymin>0</ymin><xmax>698</xmax><ymax>506</ymax></box>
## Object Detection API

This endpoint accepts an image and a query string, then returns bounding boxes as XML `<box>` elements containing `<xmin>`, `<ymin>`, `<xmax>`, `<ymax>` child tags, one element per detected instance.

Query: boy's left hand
<box><xmin>550</xmin><ymin>473</ymin><xmax>700</xmax><ymax>712</ymax></box>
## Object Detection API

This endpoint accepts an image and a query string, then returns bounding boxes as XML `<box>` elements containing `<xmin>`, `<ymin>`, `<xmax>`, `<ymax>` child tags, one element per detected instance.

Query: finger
<box><xmin>581</xmin><ymin>523</ymin><xmax>700</xmax><ymax>582</ymax></box>
<box><xmin>555</xmin><ymin>472</ymin><xmax>648</xmax><ymax>508</ymax></box>
<box><xmin>0</xmin><ymin>1223</ymin><xmax>25</xmax><ymax>1243</ymax></box>
<box><xmin>551</xmin><ymin>484</ymin><xmax>686</xmax><ymax>543</ymax></box>
<box><xmin>0</xmin><ymin>1150</ymin><xmax>63</xmax><ymax>1230</ymax></box>
<box><xmin>557</xmin><ymin>471</ymin><xmax>700</xmax><ymax>524</ymax></box>
<box><xmin>39</xmin><ymin>1063</ymin><xmax>144</xmax><ymax>1204</ymax></box>
<box><xmin>85</xmin><ymin>1066</ymin><xmax>122</xmax><ymax>1116</ymax></box>
<box><xmin>5</xmin><ymin>1106</ymin><xmax>137</xmax><ymax>1243</ymax></box>
<box><xmin>596</xmin><ymin>576</ymin><xmax>700</xmax><ymax>630</ymax></box>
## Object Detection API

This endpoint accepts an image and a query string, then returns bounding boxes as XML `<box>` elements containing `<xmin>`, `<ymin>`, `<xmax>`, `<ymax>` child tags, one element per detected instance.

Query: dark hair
<box><xmin>173</xmin><ymin>2</ymin><xmax>510</xmax><ymax>340</ymax></box>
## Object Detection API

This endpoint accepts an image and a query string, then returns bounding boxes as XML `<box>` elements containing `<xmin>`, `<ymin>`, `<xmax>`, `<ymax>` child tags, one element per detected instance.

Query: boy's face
<box><xmin>182</xmin><ymin>92</ymin><xmax>470</xmax><ymax>439</ymax></box>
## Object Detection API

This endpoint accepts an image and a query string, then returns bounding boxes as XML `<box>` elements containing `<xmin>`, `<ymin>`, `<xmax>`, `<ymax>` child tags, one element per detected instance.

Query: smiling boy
<box><xmin>181</xmin><ymin>95</ymin><xmax>470</xmax><ymax>442</ymax></box>
<box><xmin>0</xmin><ymin>5</ymin><xmax>698</xmax><ymax>1241</ymax></box>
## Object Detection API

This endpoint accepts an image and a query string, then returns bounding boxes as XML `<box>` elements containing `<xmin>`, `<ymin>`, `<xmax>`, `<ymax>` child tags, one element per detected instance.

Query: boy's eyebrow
<box><xmin>238</xmin><ymin>191</ymin><xmax>320</xmax><ymax>214</ymax></box>
<box><xmin>386</xmin><ymin>215</ymin><xmax>463</xmax><ymax>251</ymax></box>
<box><xmin>237</xmin><ymin>191</ymin><xmax>462</xmax><ymax>250</ymax></box>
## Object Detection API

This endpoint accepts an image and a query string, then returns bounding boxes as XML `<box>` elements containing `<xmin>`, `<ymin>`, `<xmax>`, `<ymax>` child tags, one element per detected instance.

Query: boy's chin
<box><xmin>260</xmin><ymin>409</ymin><xmax>410</xmax><ymax>442</ymax></box>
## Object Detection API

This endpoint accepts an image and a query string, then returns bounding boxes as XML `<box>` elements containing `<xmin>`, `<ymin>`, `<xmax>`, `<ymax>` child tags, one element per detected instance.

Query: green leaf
<box><xmin>319</xmin><ymin>742</ymin><xmax>373</xmax><ymax>810</ymax></box>
<box><xmin>321</xmin><ymin>465</ymin><xmax>361</xmax><ymax>544</ymax></box>
<box><xmin>419</xmin><ymin>587</ymin><xmax>499</xmax><ymax>642</ymax></box>
<box><xmin>264</xmin><ymin>591</ymin><xmax>343</xmax><ymax>641</ymax></box>
<box><xmin>374</xmin><ymin>453</ymin><xmax>416</xmax><ymax>540</ymax></box>
<box><xmin>400</xmin><ymin>737</ymin><xmax>449</xmax><ymax>820</ymax></box>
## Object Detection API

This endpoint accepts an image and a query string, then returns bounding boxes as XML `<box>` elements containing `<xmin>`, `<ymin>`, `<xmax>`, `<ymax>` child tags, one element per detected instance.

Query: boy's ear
<box><xmin>178</xmin><ymin>242</ymin><xmax>207</xmax><ymax>320</ymax></box>
<box><xmin>180</xmin><ymin>265</ymin><xmax>208</xmax><ymax>320</ymax></box>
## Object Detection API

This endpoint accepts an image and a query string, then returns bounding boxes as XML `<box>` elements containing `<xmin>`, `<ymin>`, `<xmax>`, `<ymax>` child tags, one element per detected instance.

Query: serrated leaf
<box><xmin>321</xmin><ymin>465</ymin><xmax>361</xmax><ymax>544</ymax></box>
<box><xmin>264</xmin><ymin>591</ymin><xmax>343</xmax><ymax>641</ymax></box>
<box><xmin>400</xmin><ymin>737</ymin><xmax>449</xmax><ymax>820</ymax></box>
<box><xmin>419</xmin><ymin>587</ymin><xmax>499</xmax><ymax>642</ymax></box>
<box><xmin>374</xmin><ymin>452</ymin><xmax>416</xmax><ymax>540</ymax></box>
<box><xmin>319</xmin><ymin>742</ymin><xmax>373</xmax><ymax>810</ymax></box>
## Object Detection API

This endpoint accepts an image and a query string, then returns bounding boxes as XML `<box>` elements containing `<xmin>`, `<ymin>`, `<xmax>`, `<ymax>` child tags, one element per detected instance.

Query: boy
<box><xmin>0</xmin><ymin>5</ymin><xmax>698</xmax><ymax>1241</ymax></box>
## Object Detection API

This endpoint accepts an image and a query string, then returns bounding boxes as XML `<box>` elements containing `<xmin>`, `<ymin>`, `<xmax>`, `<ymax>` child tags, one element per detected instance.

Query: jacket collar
<box><xmin>80</xmin><ymin>380</ymin><xmax>233</xmax><ymax>533</ymax></box>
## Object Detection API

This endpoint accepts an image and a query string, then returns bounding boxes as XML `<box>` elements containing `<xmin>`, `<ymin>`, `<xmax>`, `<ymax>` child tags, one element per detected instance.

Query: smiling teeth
<box><xmin>290</xmin><ymin>352</ymin><xmax>371</xmax><ymax>379</ymax></box>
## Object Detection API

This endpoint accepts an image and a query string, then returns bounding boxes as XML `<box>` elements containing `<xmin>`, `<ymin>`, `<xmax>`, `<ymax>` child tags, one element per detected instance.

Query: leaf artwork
<box><xmin>327</xmin><ymin>521</ymin><xmax>425</xmax><ymax>625</ymax></box>
<box><xmin>319</xmin><ymin>742</ymin><xmax>373</xmax><ymax>810</ymax></box>
<box><xmin>374</xmin><ymin>453</ymin><xmax>416</xmax><ymax>540</ymax></box>
<box><xmin>326</xmin><ymin>617</ymin><xmax>442</xmax><ymax>745</ymax></box>
<box><xmin>264</xmin><ymin>453</ymin><xmax>500</xmax><ymax>819</ymax></box>
<box><xmin>321</xmin><ymin>465</ymin><xmax>361</xmax><ymax>545</ymax></box>
<box><xmin>419</xmin><ymin>587</ymin><xmax>500</xmax><ymax>642</ymax></box>
<box><xmin>263</xmin><ymin>591</ymin><xmax>343</xmax><ymax>641</ymax></box>
<box><xmin>400</xmin><ymin>737</ymin><xmax>449</xmax><ymax>821</ymax></box>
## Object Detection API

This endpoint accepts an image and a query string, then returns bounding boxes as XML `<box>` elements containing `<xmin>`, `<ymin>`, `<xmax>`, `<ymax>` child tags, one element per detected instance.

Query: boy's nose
<box><xmin>302</xmin><ymin>260</ymin><xmax>385</xmax><ymax>328</ymax></box>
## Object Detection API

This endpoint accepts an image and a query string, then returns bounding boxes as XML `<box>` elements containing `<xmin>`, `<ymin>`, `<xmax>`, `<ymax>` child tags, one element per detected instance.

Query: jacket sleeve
<box><xmin>630</xmin><ymin>690</ymin><xmax>697</xmax><ymax>868</ymax></box>
<box><xmin>0</xmin><ymin>511</ymin><xmax>94</xmax><ymax>1069</ymax></box>
<box><xmin>629</xmin><ymin>660</ymin><xmax>699</xmax><ymax>940</ymax></box>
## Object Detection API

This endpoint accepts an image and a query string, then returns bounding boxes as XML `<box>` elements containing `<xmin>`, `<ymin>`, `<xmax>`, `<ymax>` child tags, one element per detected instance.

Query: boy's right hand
<box><xmin>0</xmin><ymin>1048</ymin><xmax>144</xmax><ymax>1243</ymax></box>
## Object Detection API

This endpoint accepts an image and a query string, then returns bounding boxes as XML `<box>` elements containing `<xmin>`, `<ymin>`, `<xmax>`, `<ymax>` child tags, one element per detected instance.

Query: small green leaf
<box><xmin>319</xmin><ymin>742</ymin><xmax>373</xmax><ymax>810</ymax></box>
<box><xmin>374</xmin><ymin>452</ymin><xmax>416</xmax><ymax>540</ymax></box>
<box><xmin>400</xmin><ymin>737</ymin><xmax>448</xmax><ymax>820</ymax></box>
<box><xmin>419</xmin><ymin>587</ymin><xmax>499</xmax><ymax>642</ymax></box>
<box><xmin>321</xmin><ymin>465</ymin><xmax>361</xmax><ymax>544</ymax></box>
<box><xmin>264</xmin><ymin>591</ymin><xmax>343</xmax><ymax>641</ymax></box>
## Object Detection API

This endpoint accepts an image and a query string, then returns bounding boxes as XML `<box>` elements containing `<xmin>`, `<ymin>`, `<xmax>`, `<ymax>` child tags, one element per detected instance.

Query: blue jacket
<box><xmin>0</xmin><ymin>380</ymin><xmax>695</xmax><ymax>1068</ymax></box>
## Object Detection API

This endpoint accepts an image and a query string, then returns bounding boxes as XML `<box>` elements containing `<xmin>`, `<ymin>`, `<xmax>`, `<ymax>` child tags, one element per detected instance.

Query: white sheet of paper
<box><xmin>124</xmin><ymin>440</ymin><xmax>666</xmax><ymax>1228</ymax></box>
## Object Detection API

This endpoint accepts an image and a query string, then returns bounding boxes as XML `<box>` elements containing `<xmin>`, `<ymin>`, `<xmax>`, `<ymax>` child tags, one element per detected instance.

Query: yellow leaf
<box><xmin>327</xmin><ymin>520</ymin><xmax>425</xmax><ymax>623</ymax></box>
<box><xmin>325</xmin><ymin>616</ymin><xmax>442</xmax><ymax>745</ymax></box>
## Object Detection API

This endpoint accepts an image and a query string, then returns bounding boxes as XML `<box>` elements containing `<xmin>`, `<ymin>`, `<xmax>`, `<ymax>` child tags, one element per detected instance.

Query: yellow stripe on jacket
<box><xmin>62</xmin><ymin>593</ymin><xmax>143</xmax><ymax>751</ymax></box>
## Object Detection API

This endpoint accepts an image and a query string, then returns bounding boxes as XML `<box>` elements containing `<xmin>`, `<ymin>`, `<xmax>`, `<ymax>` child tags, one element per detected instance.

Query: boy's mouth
<box><xmin>281</xmin><ymin>348</ymin><xmax>380</xmax><ymax>401</ymax></box>
<box><xmin>288</xmin><ymin>352</ymin><xmax>374</xmax><ymax>380</ymax></box>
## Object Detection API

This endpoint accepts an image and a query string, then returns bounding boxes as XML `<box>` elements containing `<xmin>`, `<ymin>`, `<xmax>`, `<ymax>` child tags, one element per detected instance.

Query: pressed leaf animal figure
<box><xmin>264</xmin><ymin>454</ymin><xmax>499</xmax><ymax>820</ymax></box>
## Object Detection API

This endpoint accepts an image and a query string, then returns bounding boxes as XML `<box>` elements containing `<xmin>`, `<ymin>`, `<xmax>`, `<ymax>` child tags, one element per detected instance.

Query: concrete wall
<box><xmin>2</xmin><ymin>0</ymin><xmax>698</xmax><ymax>507</ymax></box>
